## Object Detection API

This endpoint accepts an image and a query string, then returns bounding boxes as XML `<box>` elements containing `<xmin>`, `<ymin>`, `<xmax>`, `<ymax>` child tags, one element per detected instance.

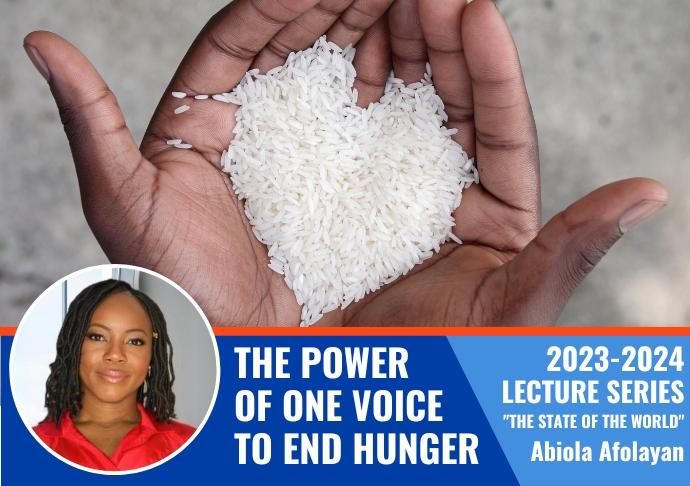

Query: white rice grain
<box><xmin>174</xmin><ymin>105</ymin><xmax>190</xmax><ymax>114</ymax></box>
<box><xmin>449</xmin><ymin>233</ymin><xmax>463</xmax><ymax>245</ymax></box>
<box><xmin>171</xmin><ymin>91</ymin><xmax>186</xmax><ymax>98</ymax></box>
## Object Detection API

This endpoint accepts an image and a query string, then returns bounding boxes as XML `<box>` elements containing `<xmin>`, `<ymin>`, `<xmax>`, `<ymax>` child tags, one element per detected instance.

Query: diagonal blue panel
<box><xmin>449</xmin><ymin>336</ymin><xmax>690</xmax><ymax>486</ymax></box>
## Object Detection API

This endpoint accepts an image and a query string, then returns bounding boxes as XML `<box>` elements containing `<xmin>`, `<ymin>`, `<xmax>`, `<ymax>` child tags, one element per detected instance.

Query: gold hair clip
<box><xmin>152</xmin><ymin>332</ymin><xmax>159</xmax><ymax>339</ymax></box>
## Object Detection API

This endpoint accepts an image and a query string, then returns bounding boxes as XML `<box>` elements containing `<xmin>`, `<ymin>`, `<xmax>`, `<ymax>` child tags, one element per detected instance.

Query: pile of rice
<box><xmin>220</xmin><ymin>36</ymin><xmax>477</xmax><ymax>326</ymax></box>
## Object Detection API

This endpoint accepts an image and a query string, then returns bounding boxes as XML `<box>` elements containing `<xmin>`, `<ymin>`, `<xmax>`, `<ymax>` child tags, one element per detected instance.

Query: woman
<box><xmin>33</xmin><ymin>279</ymin><xmax>195</xmax><ymax>471</ymax></box>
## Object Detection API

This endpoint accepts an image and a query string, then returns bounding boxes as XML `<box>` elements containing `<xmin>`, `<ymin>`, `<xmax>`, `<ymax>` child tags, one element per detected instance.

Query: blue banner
<box><xmin>2</xmin><ymin>335</ymin><xmax>688</xmax><ymax>484</ymax></box>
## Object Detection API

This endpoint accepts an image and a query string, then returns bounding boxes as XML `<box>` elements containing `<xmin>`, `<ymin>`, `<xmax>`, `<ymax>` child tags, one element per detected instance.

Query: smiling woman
<box><xmin>31</xmin><ymin>279</ymin><xmax>196</xmax><ymax>472</ymax></box>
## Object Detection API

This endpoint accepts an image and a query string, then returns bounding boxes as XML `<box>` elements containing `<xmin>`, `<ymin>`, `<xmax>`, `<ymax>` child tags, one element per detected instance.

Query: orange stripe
<box><xmin>1</xmin><ymin>326</ymin><xmax>687</xmax><ymax>337</ymax></box>
<box><xmin>211</xmin><ymin>327</ymin><xmax>690</xmax><ymax>336</ymax></box>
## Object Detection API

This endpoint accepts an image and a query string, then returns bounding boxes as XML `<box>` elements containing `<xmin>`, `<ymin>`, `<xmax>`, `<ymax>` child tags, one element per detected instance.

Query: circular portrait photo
<box><xmin>10</xmin><ymin>265</ymin><xmax>219</xmax><ymax>474</ymax></box>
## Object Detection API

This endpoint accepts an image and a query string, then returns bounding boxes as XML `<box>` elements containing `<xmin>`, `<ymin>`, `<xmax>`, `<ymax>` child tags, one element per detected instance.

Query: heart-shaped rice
<box><xmin>222</xmin><ymin>36</ymin><xmax>477</xmax><ymax>326</ymax></box>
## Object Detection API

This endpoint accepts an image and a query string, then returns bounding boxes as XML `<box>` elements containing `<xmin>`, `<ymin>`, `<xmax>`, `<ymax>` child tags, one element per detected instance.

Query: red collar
<box><xmin>34</xmin><ymin>403</ymin><xmax>194</xmax><ymax>471</ymax></box>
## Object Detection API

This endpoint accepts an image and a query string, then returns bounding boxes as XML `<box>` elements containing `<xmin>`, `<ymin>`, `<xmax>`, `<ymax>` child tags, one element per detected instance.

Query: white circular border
<box><xmin>9</xmin><ymin>264</ymin><xmax>221</xmax><ymax>475</ymax></box>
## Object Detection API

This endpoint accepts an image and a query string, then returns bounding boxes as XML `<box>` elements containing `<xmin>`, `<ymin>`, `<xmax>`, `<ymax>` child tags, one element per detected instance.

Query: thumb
<box><xmin>496</xmin><ymin>178</ymin><xmax>668</xmax><ymax>326</ymax></box>
<box><xmin>23</xmin><ymin>31</ymin><xmax>151</xmax><ymax>227</ymax></box>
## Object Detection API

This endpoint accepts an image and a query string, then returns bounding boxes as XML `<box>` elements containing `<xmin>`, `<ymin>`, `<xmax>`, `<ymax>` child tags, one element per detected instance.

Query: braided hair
<box><xmin>43</xmin><ymin>279</ymin><xmax>176</xmax><ymax>426</ymax></box>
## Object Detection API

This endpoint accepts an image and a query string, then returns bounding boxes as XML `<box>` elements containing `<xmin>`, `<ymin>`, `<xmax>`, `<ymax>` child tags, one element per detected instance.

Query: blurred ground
<box><xmin>0</xmin><ymin>0</ymin><xmax>688</xmax><ymax>326</ymax></box>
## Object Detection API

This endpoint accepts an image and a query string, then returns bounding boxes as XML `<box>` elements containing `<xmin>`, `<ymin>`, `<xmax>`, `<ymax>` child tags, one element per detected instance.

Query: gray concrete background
<box><xmin>1</xmin><ymin>0</ymin><xmax>688</xmax><ymax>326</ymax></box>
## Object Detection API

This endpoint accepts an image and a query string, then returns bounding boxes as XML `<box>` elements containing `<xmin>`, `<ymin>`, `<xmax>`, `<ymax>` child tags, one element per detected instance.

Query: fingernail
<box><xmin>619</xmin><ymin>199</ymin><xmax>667</xmax><ymax>232</ymax></box>
<box><xmin>24</xmin><ymin>44</ymin><xmax>50</xmax><ymax>82</ymax></box>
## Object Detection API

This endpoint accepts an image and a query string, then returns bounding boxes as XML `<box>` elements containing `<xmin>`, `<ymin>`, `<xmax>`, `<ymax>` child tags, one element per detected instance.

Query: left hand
<box><xmin>23</xmin><ymin>0</ymin><xmax>394</xmax><ymax>327</ymax></box>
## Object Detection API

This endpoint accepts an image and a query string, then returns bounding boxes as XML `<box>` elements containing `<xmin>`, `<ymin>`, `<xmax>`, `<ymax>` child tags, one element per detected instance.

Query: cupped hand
<box><xmin>24</xmin><ymin>0</ymin><xmax>667</xmax><ymax>327</ymax></box>
<box><xmin>338</xmin><ymin>0</ymin><xmax>667</xmax><ymax>326</ymax></box>
<box><xmin>23</xmin><ymin>0</ymin><xmax>391</xmax><ymax>327</ymax></box>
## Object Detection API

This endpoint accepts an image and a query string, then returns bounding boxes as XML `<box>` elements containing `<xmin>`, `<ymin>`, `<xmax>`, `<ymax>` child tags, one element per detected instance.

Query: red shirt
<box><xmin>33</xmin><ymin>403</ymin><xmax>196</xmax><ymax>471</ymax></box>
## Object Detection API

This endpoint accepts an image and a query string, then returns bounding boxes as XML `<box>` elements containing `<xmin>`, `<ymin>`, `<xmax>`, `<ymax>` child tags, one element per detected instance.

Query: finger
<box><xmin>484</xmin><ymin>178</ymin><xmax>668</xmax><ymax>326</ymax></box>
<box><xmin>252</xmin><ymin>0</ymin><xmax>357</xmax><ymax>73</ymax></box>
<box><xmin>327</xmin><ymin>0</ymin><xmax>395</xmax><ymax>49</ymax></box>
<box><xmin>417</xmin><ymin>0</ymin><xmax>474</xmax><ymax>156</ymax></box>
<box><xmin>253</xmin><ymin>0</ymin><xmax>395</xmax><ymax>73</ymax></box>
<box><xmin>352</xmin><ymin>15</ymin><xmax>391</xmax><ymax>107</ymax></box>
<box><xmin>171</xmin><ymin>0</ymin><xmax>321</xmax><ymax>95</ymax></box>
<box><xmin>462</xmin><ymin>0</ymin><xmax>539</xmax><ymax>215</ymax></box>
<box><xmin>388</xmin><ymin>0</ymin><xmax>428</xmax><ymax>85</ymax></box>
<box><xmin>23</xmin><ymin>32</ymin><xmax>153</xmax><ymax>225</ymax></box>
<box><xmin>417</xmin><ymin>0</ymin><xmax>529</xmax><ymax>252</ymax></box>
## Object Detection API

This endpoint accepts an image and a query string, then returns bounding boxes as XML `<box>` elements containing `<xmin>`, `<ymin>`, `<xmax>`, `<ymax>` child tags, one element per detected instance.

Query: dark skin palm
<box><xmin>24</xmin><ymin>0</ymin><xmax>667</xmax><ymax>327</ymax></box>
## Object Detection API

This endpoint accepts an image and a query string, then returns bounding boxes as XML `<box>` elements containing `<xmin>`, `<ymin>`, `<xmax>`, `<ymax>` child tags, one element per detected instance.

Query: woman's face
<box><xmin>79</xmin><ymin>292</ymin><xmax>153</xmax><ymax>407</ymax></box>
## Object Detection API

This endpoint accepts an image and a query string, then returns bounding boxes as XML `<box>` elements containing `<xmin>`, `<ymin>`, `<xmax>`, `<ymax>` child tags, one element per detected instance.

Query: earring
<box><xmin>148</xmin><ymin>366</ymin><xmax>151</xmax><ymax>377</ymax></box>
